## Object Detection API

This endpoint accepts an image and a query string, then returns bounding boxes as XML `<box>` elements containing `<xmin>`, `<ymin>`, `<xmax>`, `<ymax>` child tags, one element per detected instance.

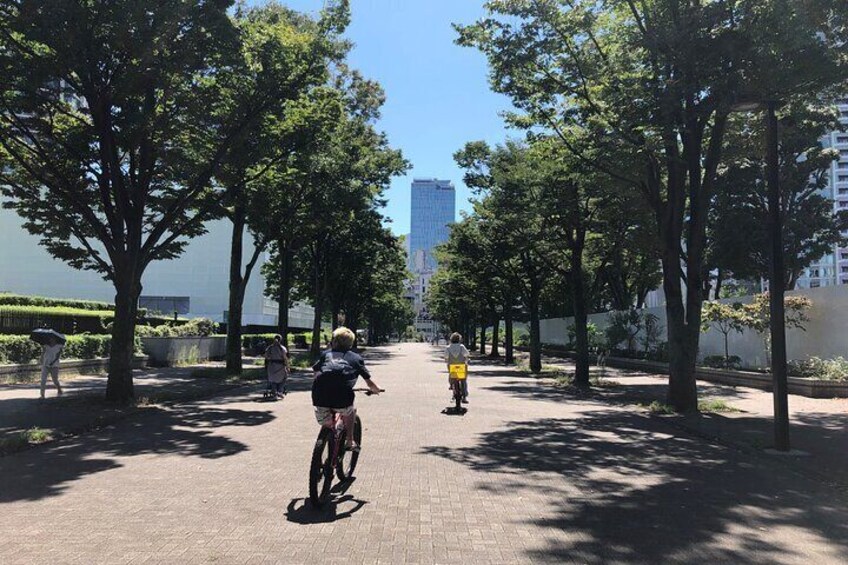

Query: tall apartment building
<box><xmin>796</xmin><ymin>97</ymin><xmax>848</xmax><ymax>289</ymax></box>
<box><xmin>407</xmin><ymin>179</ymin><xmax>456</xmax><ymax>336</ymax></box>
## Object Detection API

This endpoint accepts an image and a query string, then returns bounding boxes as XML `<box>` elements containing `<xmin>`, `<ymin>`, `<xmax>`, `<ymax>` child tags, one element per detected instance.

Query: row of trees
<box><xmin>0</xmin><ymin>1</ymin><xmax>412</xmax><ymax>402</ymax></box>
<box><xmin>430</xmin><ymin>0</ymin><xmax>848</xmax><ymax>412</ymax></box>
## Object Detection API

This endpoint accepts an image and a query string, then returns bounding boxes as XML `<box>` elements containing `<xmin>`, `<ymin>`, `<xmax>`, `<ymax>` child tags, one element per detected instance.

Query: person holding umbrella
<box><xmin>30</xmin><ymin>329</ymin><xmax>65</xmax><ymax>399</ymax></box>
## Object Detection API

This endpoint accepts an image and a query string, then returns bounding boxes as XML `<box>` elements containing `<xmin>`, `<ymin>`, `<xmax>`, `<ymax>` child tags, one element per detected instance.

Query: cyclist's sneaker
<box><xmin>462</xmin><ymin>398</ymin><xmax>469</xmax><ymax>404</ymax></box>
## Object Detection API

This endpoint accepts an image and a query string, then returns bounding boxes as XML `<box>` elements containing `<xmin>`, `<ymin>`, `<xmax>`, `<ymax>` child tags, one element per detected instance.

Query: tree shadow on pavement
<box><xmin>421</xmin><ymin>411</ymin><xmax>848</xmax><ymax>564</ymax></box>
<box><xmin>0</xmin><ymin>399</ymin><xmax>274</xmax><ymax>504</ymax></box>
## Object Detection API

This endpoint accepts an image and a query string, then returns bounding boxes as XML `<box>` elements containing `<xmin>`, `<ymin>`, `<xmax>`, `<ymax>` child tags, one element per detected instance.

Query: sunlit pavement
<box><xmin>1</xmin><ymin>343</ymin><xmax>847</xmax><ymax>564</ymax></box>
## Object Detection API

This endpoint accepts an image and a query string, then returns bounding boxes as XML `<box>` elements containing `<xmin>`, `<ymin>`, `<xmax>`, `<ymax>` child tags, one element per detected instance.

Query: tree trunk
<box><xmin>529</xmin><ymin>282</ymin><xmax>542</xmax><ymax>373</ymax></box>
<box><xmin>310</xmin><ymin>249</ymin><xmax>326</xmax><ymax>357</ymax></box>
<box><xmin>662</xmin><ymin>251</ymin><xmax>699</xmax><ymax>412</ymax></box>
<box><xmin>277</xmin><ymin>244</ymin><xmax>292</xmax><ymax>346</ymax></box>
<box><xmin>479</xmin><ymin>321</ymin><xmax>487</xmax><ymax>356</ymax></box>
<box><xmin>714</xmin><ymin>267</ymin><xmax>723</xmax><ymax>299</ymax></box>
<box><xmin>489</xmin><ymin>317</ymin><xmax>500</xmax><ymax>357</ymax></box>
<box><xmin>504</xmin><ymin>305</ymin><xmax>514</xmax><ymax>364</ymax></box>
<box><xmin>571</xmin><ymin>248</ymin><xmax>590</xmax><ymax>387</ymax></box>
<box><xmin>106</xmin><ymin>275</ymin><xmax>142</xmax><ymax>403</ymax></box>
<box><xmin>724</xmin><ymin>331</ymin><xmax>730</xmax><ymax>361</ymax></box>
<box><xmin>311</xmin><ymin>300</ymin><xmax>323</xmax><ymax>356</ymax></box>
<box><xmin>226</xmin><ymin>207</ymin><xmax>246</xmax><ymax>375</ymax></box>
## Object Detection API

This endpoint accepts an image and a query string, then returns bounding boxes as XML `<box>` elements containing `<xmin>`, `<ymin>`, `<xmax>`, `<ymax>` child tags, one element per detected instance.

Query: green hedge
<box><xmin>0</xmin><ymin>334</ymin><xmax>142</xmax><ymax>365</ymax></box>
<box><xmin>0</xmin><ymin>293</ymin><xmax>115</xmax><ymax>311</ymax></box>
<box><xmin>135</xmin><ymin>318</ymin><xmax>217</xmax><ymax>338</ymax></box>
<box><xmin>0</xmin><ymin>305</ymin><xmax>116</xmax><ymax>335</ymax></box>
<box><xmin>241</xmin><ymin>332</ymin><xmax>324</xmax><ymax>354</ymax></box>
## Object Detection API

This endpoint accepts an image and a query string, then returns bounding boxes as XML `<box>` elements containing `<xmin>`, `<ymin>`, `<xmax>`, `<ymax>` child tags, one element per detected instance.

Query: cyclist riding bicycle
<box><xmin>312</xmin><ymin>327</ymin><xmax>382</xmax><ymax>452</ymax></box>
<box><xmin>445</xmin><ymin>332</ymin><xmax>470</xmax><ymax>403</ymax></box>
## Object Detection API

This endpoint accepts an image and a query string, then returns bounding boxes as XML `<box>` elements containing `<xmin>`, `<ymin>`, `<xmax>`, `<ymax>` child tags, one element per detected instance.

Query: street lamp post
<box><xmin>764</xmin><ymin>101</ymin><xmax>790</xmax><ymax>451</ymax></box>
<box><xmin>731</xmin><ymin>99</ymin><xmax>790</xmax><ymax>451</ymax></box>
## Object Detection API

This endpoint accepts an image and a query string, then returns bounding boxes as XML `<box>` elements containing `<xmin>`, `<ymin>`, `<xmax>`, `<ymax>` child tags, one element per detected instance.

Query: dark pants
<box><xmin>268</xmin><ymin>381</ymin><xmax>284</xmax><ymax>394</ymax></box>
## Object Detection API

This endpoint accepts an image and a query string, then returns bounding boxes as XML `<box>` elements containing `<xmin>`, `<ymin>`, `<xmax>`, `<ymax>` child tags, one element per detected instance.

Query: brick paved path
<box><xmin>1</xmin><ymin>343</ymin><xmax>847</xmax><ymax>564</ymax></box>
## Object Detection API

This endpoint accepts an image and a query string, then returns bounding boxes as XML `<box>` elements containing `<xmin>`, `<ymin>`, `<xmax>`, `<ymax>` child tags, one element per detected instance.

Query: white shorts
<box><xmin>314</xmin><ymin>405</ymin><xmax>355</xmax><ymax>424</ymax></box>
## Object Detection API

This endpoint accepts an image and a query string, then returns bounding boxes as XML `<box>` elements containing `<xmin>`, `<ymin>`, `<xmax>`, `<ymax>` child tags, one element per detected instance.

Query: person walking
<box><xmin>39</xmin><ymin>341</ymin><xmax>64</xmax><ymax>400</ymax></box>
<box><xmin>264</xmin><ymin>335</ymin><xmax>290</xmax><ymax>398</ymax></box>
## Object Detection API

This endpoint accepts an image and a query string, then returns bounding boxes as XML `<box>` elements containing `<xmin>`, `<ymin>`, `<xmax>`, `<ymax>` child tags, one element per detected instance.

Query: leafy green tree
<box><xmin>455</xmin><ymin>142</ymin><xmax>553</xmax><ymax>372</ymax></box>
<box><xmin>0</xmin><ymin>0</ymin><xmax>325</xmax><ymax>402</ymax></box>
<box><xmin>739</xmin><ymin>293</ymin><xmax>812</xmax><ymax>362</ymax></box>
<box><xmin>708</xmin><ymin>102</ymin><xmax>848</xmax><ymax>291</ymax></box>
<box><xmin>216</xmin><ymin>3</ymin><xmax>348</xmax><ymax>374</ymax></box>
<box><xmin>458</xmin><ymin>0</ymin><xmax>848</xmax><ymax>411</ymax></box>
<box><xmin>701</xmin><ymin>302</ymin><xmax>746</xmax><ymax>362</ymax></box>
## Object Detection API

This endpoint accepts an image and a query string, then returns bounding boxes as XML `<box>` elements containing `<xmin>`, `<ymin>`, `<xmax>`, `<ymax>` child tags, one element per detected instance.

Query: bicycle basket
<box><xmin>449</xmin><ymin>364</ymin><xmax>467</xmax><ymax>380</ymax></box>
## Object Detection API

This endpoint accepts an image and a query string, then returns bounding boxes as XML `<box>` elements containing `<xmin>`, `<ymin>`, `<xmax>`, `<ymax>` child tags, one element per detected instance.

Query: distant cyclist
<box><xmin>445</xmin><ymin>332</ymin><xmax>470</xmax><ymax>403</ymax></box>
<box><xmin>312</xmin><ymin>327</ymin><xmax>382</xmax><ymax>452</ymax></box>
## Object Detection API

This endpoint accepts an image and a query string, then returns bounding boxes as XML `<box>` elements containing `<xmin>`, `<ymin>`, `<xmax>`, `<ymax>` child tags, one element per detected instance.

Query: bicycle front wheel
<box><xmin>336</xmin><ymin>415</ymin><xmax>362</xmax><ymax>482</ymax></box>
<box><xmin>309</xmin><ymin>427</ymin><xmax>334</xmax><ymax>508</ymax></box>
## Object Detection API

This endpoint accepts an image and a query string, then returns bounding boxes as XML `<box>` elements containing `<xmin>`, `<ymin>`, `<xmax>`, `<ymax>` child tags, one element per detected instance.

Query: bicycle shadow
<box><xmin>285</xmin><ymin>484</ymin><xmax>367</xmax><ymax>524</ymax></box>
<box><xmin>441</xmin><ymin>406</ymin><xmax>467</xmax><ymax>416</ymax></box>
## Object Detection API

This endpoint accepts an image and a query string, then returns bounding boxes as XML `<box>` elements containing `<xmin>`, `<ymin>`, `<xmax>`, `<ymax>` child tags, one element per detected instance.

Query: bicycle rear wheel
<box><xmin>336</xmin><ymin>415</ymin><xmax>362</xmax><ymax>482</ymax></box>
<box><xmin>309</xmin><ymin>427</ymin><xmax>334</xmax><ymax>507</ymax></box>
<box><xmin>453</xmin><ymin>382</ymin><xmax>462</xmax><ymax>411</ymax></box>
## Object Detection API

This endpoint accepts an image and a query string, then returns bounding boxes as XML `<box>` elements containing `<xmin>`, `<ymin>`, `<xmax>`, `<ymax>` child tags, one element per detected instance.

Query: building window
<box><xmin>139</xmin><ymin>296</ymin><xmax>190</xmax><ymax>315</ymax></box>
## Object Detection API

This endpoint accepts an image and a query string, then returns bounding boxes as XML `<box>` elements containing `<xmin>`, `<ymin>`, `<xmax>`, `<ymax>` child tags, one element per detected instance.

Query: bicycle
<box><xmin>448</xmin><ymin>363</ymin><xmax>467</xmax><ymax>414</ymax></box>
<box><xmin>309</xmin><ymin>388</ymin><xmax>383</xmax><ymax>508</ymax></box>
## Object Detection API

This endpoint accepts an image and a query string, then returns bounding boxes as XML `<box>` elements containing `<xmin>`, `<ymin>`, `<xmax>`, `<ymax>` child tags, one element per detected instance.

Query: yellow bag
<box><xmin>449</xmin><ymin>364</ymin><xmax>467</xmax><ymax>380</ymax></box>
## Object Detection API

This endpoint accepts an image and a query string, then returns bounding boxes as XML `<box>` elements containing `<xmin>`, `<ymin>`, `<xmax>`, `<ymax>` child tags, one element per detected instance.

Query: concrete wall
<box><xmin>0</xmin><ymin>205</ymin><xmax>313</xmax><ymax>327</ymax></box>
<box><xmin>540</xmin><ymin>285</ymin><xmax>848</xmax><ymax>367</ymax></box>
<box><xmin>140</xmin><ymin>336</ymin><xmax>227</xmax><ymax>367</ymax></box>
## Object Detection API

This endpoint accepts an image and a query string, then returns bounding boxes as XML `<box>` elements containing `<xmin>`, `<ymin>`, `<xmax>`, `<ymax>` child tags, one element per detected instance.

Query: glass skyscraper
<box><xmin>409</xmin><ymin>179</ymin><xmax>456</xmax><ymax>272</ymax></box>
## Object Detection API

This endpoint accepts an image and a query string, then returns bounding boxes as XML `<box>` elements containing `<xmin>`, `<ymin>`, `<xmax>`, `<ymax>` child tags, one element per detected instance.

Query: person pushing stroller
<box><xmin>264</xmin><ymin>335</ymin><xmax>290</xmax><ymax>399</ymax></box>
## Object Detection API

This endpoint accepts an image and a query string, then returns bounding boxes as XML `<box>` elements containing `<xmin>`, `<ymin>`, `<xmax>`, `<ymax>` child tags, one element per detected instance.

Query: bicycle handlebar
<box><xmin>352</xmin><ymin>387</ymin><xmax>385</xmax><ymax>396</ymax></box>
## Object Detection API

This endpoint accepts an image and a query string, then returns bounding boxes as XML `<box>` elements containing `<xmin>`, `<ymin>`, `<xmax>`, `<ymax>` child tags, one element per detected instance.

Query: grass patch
<box><xmin>290</xmin><ymin>352</ymin><xmax>314</xmax><ymax>369</ymax></box>
<box><xmin>0</xmin><ymin>427</ymin><xmax>54</xmax><ymax>455</ymax></box>
<box><xmin>698</xmin><ymin>398</ymin><xmax>741</xmax><ymax>413</ymax></box>
<box><xmin>643</xmin><ymin>400</ymin><xmax>676</xmax><ymax>415</ymax></box>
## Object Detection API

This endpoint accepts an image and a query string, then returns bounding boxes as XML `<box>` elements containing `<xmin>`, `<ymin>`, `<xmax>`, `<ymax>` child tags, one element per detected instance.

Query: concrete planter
<box><xmin>0</xmin><ymin>356</ymin><xmax>148</xmax><ymax>383</ymax></box>
<box><xmin>527</xmin><ymin>346</ymin><xmax>848</xmax><ymax>399</ymax></box>
<box><xmin>140</xmin><ymin>336</ymin><xmax>227</xmax><ymax>367</ymax></box>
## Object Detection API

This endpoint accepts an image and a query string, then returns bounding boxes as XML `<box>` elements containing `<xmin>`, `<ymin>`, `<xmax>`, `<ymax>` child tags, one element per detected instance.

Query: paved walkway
<box><xmin>535</xmin><ymin>353</ymin><xmax>848</xmax><ymax>487</ymax></box>
<box><xmin>0</xmin><ymin>363</ymin><xmax>265</xmax><ymax>449</ymax></box>
<box><xmin>1</xmin><ymin>343</ymin><xmax>847</xmax><ymax>564</ymax></box>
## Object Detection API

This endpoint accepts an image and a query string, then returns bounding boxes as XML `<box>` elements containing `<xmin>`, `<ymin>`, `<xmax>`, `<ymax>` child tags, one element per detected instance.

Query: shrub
<box><xmin>0</xmin><ymin>335</ymin><xmax>41</xmax><ymax>364</ymax></box>
<box><xmin>0</xmin><ymin>334</ymin><xmax>140</xmax><ymax>364</ymax></box>
<box><xmin>0</xmin><ymin>292</ymin><xmax>114</xmax><ymax>311</ymax></box>
<box><xmin>604</xmin><ymin>310</ymin><xmax>643</xmax><ymax>352</ymax></box>
<box><xmin>242</xmin><ymin>334</ymin><xmax>278</xmax><ymax>355</ymax></box>
<box><xmin>645</xmin><ymin>341</ymin><xmax>669</xmax><ymax>363</ymax></box>
<box><xmin>135</xmin><ymin>318</ymin><xmax>218</xmax><ymax>338</ymax></box>
<box><xmin>702</xmin><ymin>355</ymin><xmax>742</xmax><ymax>370</ymax></box>
<box><xmin>0</xmin><ymin>305</ymin><xmax>116</xmax><ymax>335</ymax></box>
<box><xmin>514</xmin><ymin>332</ymin><xmax>530</xmax><ymax>347</ymax></box>
<box><xmin>788</xmin><ymin>357</ymin><xmax>848</xmax><ymax>381</ymax></box>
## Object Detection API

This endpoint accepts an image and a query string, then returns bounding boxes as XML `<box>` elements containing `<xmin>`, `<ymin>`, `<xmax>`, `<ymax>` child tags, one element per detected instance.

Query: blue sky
<box><xmin>249</xmin><ymin>0</ymin><xmax>514</xmax><ymax>235</ymax></box>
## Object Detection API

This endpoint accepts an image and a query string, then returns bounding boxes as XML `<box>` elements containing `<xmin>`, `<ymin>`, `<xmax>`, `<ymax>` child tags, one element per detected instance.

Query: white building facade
<box><xmin>0</xmin><ymin>205</ymin><xmax>314</xmax><ymax>329</ymax></box>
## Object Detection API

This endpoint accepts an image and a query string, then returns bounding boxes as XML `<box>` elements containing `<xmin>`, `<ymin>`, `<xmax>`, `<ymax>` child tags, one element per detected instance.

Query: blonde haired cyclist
<box><xmin>312</xmin><ymin>327</ymin><xmax>382</xmax><ymax>452</ymax></box>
